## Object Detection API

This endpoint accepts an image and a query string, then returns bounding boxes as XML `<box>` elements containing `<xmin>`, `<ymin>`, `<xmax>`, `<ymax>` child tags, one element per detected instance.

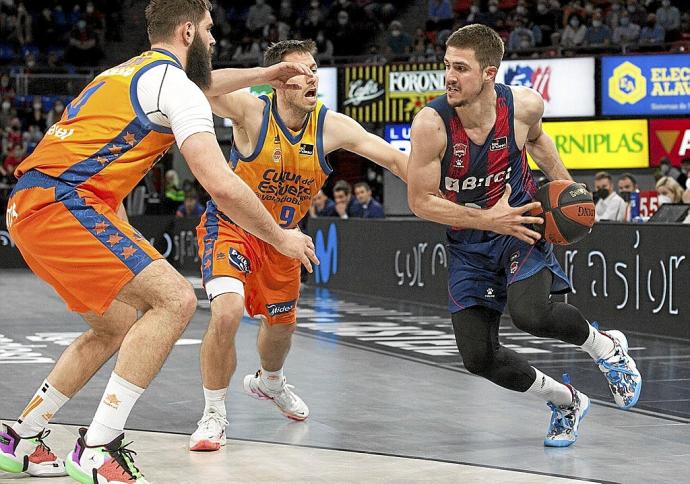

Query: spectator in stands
<box><xmin>639</xmin><ymin>13</ymin><xmax>665</xmax><ymax>45</ymax></box>
<box><xmin>625</xmin><ymin>0</ymin><xmax>647</xmax><ymax>28</ymax></box>
<box><xmin>594</xmin><ymin>171</ymin><xmax>626</xmax><ymax>221</ymax></box>
<box><xmin>0</xmin><ymin>73</ymin><xmax>15</xmax><ymax>99</ymax></box>
<box><xmin>352</xmin><ymin>181</ymin><xmax>384</xmax><ymax>218</ymax></box>
<box><xmin>0</xmin><ymin>98</ymin><xmax>16</xmax><ymax>129</ymax></box>
<box><xmin>657</xmin><ymin>0</ymin><xmax>681</xmax><ymax>41</ymax></box>
<box><xmin>22</xmin><ymin>96</ymin><xmax>46</xmax><ymax>132</ymax></box>
<box><xmin>315</xmin><ymin>30</ymin><xmax>334</xmax><ymax>63</ymax></box>
<box><xmin>246</xmin><ymin>0</ymin><xmax>273</xmax><ymax>34</ymax></box>
<box><xmin>309</xmin><ymin>190</ymin><xmax>337</xmax><ymax>217</ymax></box>
<box><xmin>176</xmin><ymin>191</ymin><xmax>204</xmax><ymax>218</ymax></box>
<box><xmin>606</xmin><ymin>0</ymin><xmax>623</xmax><ymax>29</ymax></box>
<box><xmin>3</xmin><ymin>144</ymin><xmax>24</xmax><ymax>181</ymax></box>
<box><xmin>300</xmin><ymin>4</ymin><xmax>326</xmax><ymax>41</ymax></box>
<box><xmin>45</xmin><ymin>99</ymin><xmax>65</xmax><ymax>127</ymax></box>
<box><xmin>485</xmin><ymin>0</ymin><xmax>507</xmax><ymax>31</ymax></box>
<box><xmin>15</xmin><ymin>1</ymin><xmax>30</xmax><ymax>45</ymax></box>
<box><xmin>508</xmin><ymin>16</ymin><xmax>536</xmax><ymax>51</ymax></box>
<box><xmin>561</xmin><ymin>13</ymin><xmax>587</xmax><ymax>47</ymax></box>
<box><xmin>617</xmin><ymin>173</ymin><xmax>638</xmax><ymax>194</ymax></box>
<box><xmin>34</xmin><ymin>8</ymin><xmax>57</xmax><ymax>49</ymax></box>
<box><xmin>163</xmin><ymin>169</ymin><xmax>185</xmax><ymax>214</ymax></box>
<box><xmin>65</xmin><ymin>19</ymin><xmax>102</xmax><ymax>66</ymax></box>
<box><xmin>331</xmin><ymin>10</ymin><xmax>361</xmax><ymax>56</ymax></box>
<box><xmin>386</xmin><ymin>20</ymin><xmax>413</xmax><ymax>60</ymax></box>
<box><xmin>24</xmin><ymin>124</ymin><xmax>42</xmax><ymax>154</ymax></box>
<box><xmin>586</xmin><ymin>11</ymin><xmax>612</xmax><ymax>46</ymax></box>
<box><xmin>232</xmin><ymin>35</ymin><xmax>262</xmax><ymax>64</ymax></box>
<box><xmin>534</xmin><ymin>1</ymin><xmax>558</xmax><ymax>46</ymax></box>
<box><xmin>3</xmin><ymin>116</ymin><xmax>23</xmax><ymax>154</ymax></box>
<box><xmin>84</xmin><ymin>1</ymin><xmax>106</xmax><ymax>46</ymax></box>
<box><xmin>613</xmin><ymin>11</ymin><xmax>641</xmax><ymax>45</ymax></box>
<box><xmin>333</xmin><ymin>180</ymin><xmax>362</xmax><ymax>219</ymax></box>
<box><xmin>365</xmin><ymin>43</ymin><xmax>387</xmax><ymax>63</ymax></box>
<box><xmin>656</xmin><ymin>175</ymin><xmax>684</xmax><ymax>205</ymax></box>
<box><xmin>427</xmin><ymin>0</ymin><xmax>454</xmax><ymax>32</ymax></box>
<box><xmin>656</xmin><ymin>156</ymin><xmax>681</xmax><ymax>181</ymax></box>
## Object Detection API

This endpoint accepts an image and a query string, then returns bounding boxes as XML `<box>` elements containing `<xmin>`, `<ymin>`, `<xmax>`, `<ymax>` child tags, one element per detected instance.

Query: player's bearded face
<box><xmin>186</xmin><ymin>30</ymin><xmax>212</xmax><ymax>91</ymax></box>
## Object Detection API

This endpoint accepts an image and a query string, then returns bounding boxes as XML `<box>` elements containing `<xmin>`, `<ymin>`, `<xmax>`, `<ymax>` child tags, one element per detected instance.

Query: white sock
<box><xmin>13</xmin><ymin>380</ymin><xmax>69</xmax><ymax>437</ymax></box>
<box><xmin>581</xmin><ymin>324</ymin><xmax>615</xmax><ymax>360</ymax></box>
<box><xmin>260</xmin><ymin>367</ymin><xmax>284</xmax><ymax>393</ymax></box>
<box><xmin>85</xmin><ymin>372</ymin><xmax>144</xmax><ymax>446</ymax></box>
<box><xmin>203</xmin><ymin>387</ymin><xmax>227</xmax><ymax>417</ymax></box>
<box><xmin>526</xmin><ymin>368</ymin><xmax>573</xmax><ymax>406</ymax></box>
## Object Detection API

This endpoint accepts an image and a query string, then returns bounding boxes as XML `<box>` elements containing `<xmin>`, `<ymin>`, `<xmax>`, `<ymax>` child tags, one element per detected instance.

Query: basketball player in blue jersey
<box><xmin>407</xmin><ymin>24</ymin><xmax>641</xmax><ymax>447</ymax></box>
<box><xmin>187</xmin><ymin>40</ymin><xmax>408</xmax><ymax>451</ymax></box>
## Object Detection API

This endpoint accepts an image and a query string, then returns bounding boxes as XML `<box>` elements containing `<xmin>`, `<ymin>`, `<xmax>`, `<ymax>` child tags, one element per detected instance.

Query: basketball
<box><xmin>529</xmin><ymin>180</ymin><xmax>595</xmax><ymax>245</ymax></box>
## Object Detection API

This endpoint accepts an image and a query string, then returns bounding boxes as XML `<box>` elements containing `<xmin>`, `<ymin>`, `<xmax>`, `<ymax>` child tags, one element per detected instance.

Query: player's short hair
<box><xmin>145</xmin><ymin>0</ymin><xmax>211</xmax><ymax>44</ymax></box>
<box><xmin>354</xmin><ymin>182</ymin><xmax>371</xmax><ymax>192</ymax></box>
<box><xmin>595</xmin><ymin>171</ymin><xmax>612</xmax><ymax>182</ymax></box>
<box><xmin>445</xmin><ymin>24</ymin><xmax>504</xmax><ymax>70</ymax></box>
<box><xmin>618</xmin><ymin>173</ymin><xmax>637</xmax><ymax>186</ymax></box>
<box><xmin>264</xmin><ymin>40</ymin><xmax>317</xmax><ymax>67</ymax></box>
<box><xmin>333</xmin><ymin>180</ymin><xmax>352</xmax><ymax>196</ymax></box>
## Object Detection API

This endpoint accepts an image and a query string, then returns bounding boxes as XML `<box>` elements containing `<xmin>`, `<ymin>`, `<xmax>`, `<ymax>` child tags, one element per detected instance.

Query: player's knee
<box><xmin>164</xmin><ymin>283</ymin><xmax>197</xmax><ymax>331</ymax></box>
<box><xmin>210</xmin><ymin>305</ymin><xmax>243</xmax><ymax>335</ymax></box>
<box><xmin>508</xmin><ymin>296</ymin><xmax>549</xmax><ymax>334</ymax></box>
<box><xmin>265</xmin><ymin>321</ymin><xmax>296</xmax><ymax>337</ymax></box>
<box><xmin>458</xmin><ymin>345</ymin><xmax>493</xmax><ymax>376</ymax></box>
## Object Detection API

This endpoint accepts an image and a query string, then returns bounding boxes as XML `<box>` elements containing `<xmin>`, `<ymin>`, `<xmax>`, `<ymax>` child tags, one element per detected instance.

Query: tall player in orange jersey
<box><xmin>188</xmin><ymin>40</ymin><xmax>408</xmax><ymax>451</ymax></box>
<box><xmin>0</xmin><ymin>1</ymin><xmax>319</xmax><ymax>482</ymax></box>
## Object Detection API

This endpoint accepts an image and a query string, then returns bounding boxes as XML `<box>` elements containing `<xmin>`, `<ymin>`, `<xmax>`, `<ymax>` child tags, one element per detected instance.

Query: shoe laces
<box><xmin>31</xmin><ymin>429</ymin><xmax>56</xmax><ymax>458</ymax></box>
<box><xmin>272</xmin><ymin>384</ymin><xmax>299</xmax><ymax>406</ymax></box>
<box><xmin>110</xmin><ymin>441</ymin><xmax>143</xmax><ymax>480</ymax></box>
<box><xmin>197</xmin><ymin>411</ymin><xmax>228</xmax><ymax>432</ymax></box>
<box><xmin>597</xmin><ymin>348</ymin><xmax>636</xmax><ymax>380</ymax></box>
<box><xmin>547</xmin><ymin>403</ymin><xmax>575</xmax><ymax>435</ymax></box>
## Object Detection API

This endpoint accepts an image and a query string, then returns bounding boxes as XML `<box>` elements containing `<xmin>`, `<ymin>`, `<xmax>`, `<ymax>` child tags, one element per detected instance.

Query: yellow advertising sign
<box><xmin>528</xmin><ymin>119</ymin><xmax>649</xmax><ymax>170</ymax></box>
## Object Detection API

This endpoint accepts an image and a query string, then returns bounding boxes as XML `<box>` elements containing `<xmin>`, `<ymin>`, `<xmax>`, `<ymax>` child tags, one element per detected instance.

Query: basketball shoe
<box><xmin>189</xmin><ymin>410</ymin><xmax>228</xmax><ymax>451</ymax></box>
<box><xmin>65</xmin><ymin>428</ymin><xmax>148</xmax><ymax>483</ymax></box>
<box><xmin>544</xmin><ymin>379</ymin><xmax>590</xmax><ymax>448</ymax></box>
<box><xmin>0</xmin><ymin>424</ymin><xmax>66</xmax><ymax>476</ymax></box>
<box><xmin>595</xmin><ymin>330</ymin><xmax>642</xmax><ymax>409</ymax></box>
<box><xmin>243</xmin><ymin>370</ymin><xmax>309</xmax><ymax>421</ymax></box>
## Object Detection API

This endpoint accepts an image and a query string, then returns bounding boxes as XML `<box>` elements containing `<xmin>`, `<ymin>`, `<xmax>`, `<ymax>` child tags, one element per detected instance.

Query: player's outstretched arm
<box><xmin>324</xmin><ymin>111</ymin><xmax>408</xmax><ymax>182</ymax></box>
<box><xmin>517</xmin><ymin>87</ymin><xmax>572</xmax><ymax>182</ymax></box>
<box><xmin>180</xmin><ymin>132</ymin><xmax>319</xmax><ymax>272</ymax></box>
<box><xmin>407</xmin><ymin>108</ymin><xmax>543</xmax><ymax>244</ymax></box>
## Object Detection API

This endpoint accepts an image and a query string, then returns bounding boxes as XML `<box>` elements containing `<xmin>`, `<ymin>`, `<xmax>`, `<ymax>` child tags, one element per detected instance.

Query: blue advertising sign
<box><xmin>602</xmin><ymin>54</ymin><xmax>690</xmax><ymax>116</ymax></box>
<box><xmin>384</xmin><ymin>124</ymin><xmax>411</xmax><ymax>154</ymax></box>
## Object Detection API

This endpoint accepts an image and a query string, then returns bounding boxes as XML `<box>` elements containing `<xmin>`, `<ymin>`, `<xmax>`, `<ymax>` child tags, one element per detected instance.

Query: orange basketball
<box><xmin>529</xmin><ymin>180</ymin><xmax>595</xmax><ymax>245</ymax></box>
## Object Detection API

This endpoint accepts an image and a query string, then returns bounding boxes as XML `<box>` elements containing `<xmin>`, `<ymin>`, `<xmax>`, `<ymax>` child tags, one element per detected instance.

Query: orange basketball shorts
<box><xmin>196</xmin><ymin>203</ymin><xmax>300</xmax><ymax>325</ymax></box>
<box><xmin>6</xmin><ymin>170</ymin><xmax>162</xmax><ymax>314</ymax></box>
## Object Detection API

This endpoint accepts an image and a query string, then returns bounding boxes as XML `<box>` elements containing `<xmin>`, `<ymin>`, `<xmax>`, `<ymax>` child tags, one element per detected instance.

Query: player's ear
<box><xmin>182</xmin><ymin>21</ymin><xmax>195</xmax><ymax>46</ymax></box>
<box><xmin>484</xmin><ymin>65</ymin><xmax>498</xmax><ymax>82</ymax></box>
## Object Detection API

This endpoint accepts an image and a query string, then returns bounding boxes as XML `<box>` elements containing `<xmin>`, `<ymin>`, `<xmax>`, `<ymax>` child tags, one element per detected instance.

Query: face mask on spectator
<box><xmin>86</xmin><ymin>5</ymin><xmax>94</xmax><ymax>14</ymax></box>
<box><xmin>470</xmin><ymin>5</ymin><xmax>479</xmax><ymax>13</ymax></box>
<box><xmin>660</xmin><ymin>163</ymin><xmax>670</xmax><ymax>175</ymax></box>
<box><xmin>612</xmin><ymin>3</ymin><xmax>620</xmax><ymax>11</ymax></box>
<box><xmin>2</xmin><ymin>101</ymin><xmax>10</xmax><ymax>111</ymax></box>
<box><xmin>596</xmin><ymin>187</ymin><xmax>610</xmax><ymax>200</ymax></box>
<box><xmin>620</xmin><ymin>17</ymin><xmax>630</xmax><ymax>26</ymax></box>
<box><xmin>489</xmin><ymin>5</ymin><xmax>498</xmax><ymax>13</ymax></box>
<box><xmin>537</xmin><ymin>4</ymin><xmax>547</xmax><ymax>13</ymax></box>
<box><xmin>620</xmin><ymin>191</ymin><xmax>631</xmax><ymax>202</ymax></box>
<box><xmin>658</xmin><ymin>194</ymin><xmax>673</xmax><ymax>205</ymax></box>
<box><xmin>570</xmin><ymin>18</ymin><xmax>580</xmax><ymax>27</ymax></box>
<box><xmin>592</xmin><ymin>19</ymin><xmax>602</xmax><ymax>27</ymax></box>
<box><xmin>627</xmin><ymin>5</ymin><xmax>636</xmax><ymax>13</ymax></box>
<box><xmin>516</xmin><ymin>6</ymin><xmax>526</xmax><ymax>14</ymax></box>
<box><xmin>519</xmin><ymin>39</ymin><xmax>531</xmax><ymax>49</ymax></box>
<box><xmin>662</xmin><ymin>0</ymin><xmax>670</xmax><ymax>7</ymax></box>
<box><xmin>33</xmin><ymin>102</ymin><xmax>41</xmax><ymax>110</ymax></box>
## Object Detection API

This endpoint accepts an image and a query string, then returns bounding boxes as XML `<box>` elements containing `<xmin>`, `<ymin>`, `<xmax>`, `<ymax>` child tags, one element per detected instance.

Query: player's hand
<box><xmin>262</xmin><ymin>62</ymin><xmax>314</xmax><ymax>90</ymax></box>
<box><xmin>275</xmin><ymin>228</ymin><xmax>319</xmax><ymax>273</ymax></box>
<box><xmin>485</xmin><ymin>184</ymin><xmax>543</xmax><ymax>245</ymax></box>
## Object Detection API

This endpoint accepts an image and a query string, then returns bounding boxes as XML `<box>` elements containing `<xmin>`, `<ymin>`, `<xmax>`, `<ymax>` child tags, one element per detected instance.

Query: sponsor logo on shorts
<box><xmin>485</xmin><ymin>287</ymin><xmax>495</xmax><ymax>298</ymax></box>
<box><xmin>228</xmin><ymin>249</ymin><xmax>251</xmax><ymax>273</ymax></box>
<box><xmin>216</xmin><ymin>252</ymin><xmax>226</xmax><ymax>261</ymax></box>
<box><xmin>490</xmin><ymin>136</ymin><xmax>508</xmax><ymax>151</ymax></box>
<box><xmin>299</xmin><ymin>143</ymin><xmax>314</xmax><ymax>156</ymax></box>
<box><xmin>510</xmin><ymin>250</ymin><xmax>520</xmax><ymax>262</ymax></box>
<box><xmin>266</xmin><ymin>300</ymin><xmax>296</xmax><ymax>316</ymax></box>
<box><xmin>510</xmin><ymin>261</ymin><xmax>519</xmax><ymax>274</ymax></box>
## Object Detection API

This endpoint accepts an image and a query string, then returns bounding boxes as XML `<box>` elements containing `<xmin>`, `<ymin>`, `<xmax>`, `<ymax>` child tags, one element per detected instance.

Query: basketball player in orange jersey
<box><xmin>188</xmin><ymin>40</ymin><xmax>408</xmax><ymax>451</ymax></box>
<box><xmin>0</xmin><ymin>1</ymin><xmax>319</xmax><ymax>482</ymax></box>
<box><xmin>407</xmin><ymin>24</ymin><xmax>641</xmax><ymax>447</ymax></box>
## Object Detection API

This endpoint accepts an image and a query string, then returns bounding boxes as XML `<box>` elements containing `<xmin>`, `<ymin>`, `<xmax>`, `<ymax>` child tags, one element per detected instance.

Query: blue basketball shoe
<box><xmin>596</xmin><ymin>330</ymin><xmax>642</xmax><ymax>410</ymax></box>
<box><xmin>544</xmin><ymin>376</ymin><xmax>590</xmax><ymax>448</ymax></box>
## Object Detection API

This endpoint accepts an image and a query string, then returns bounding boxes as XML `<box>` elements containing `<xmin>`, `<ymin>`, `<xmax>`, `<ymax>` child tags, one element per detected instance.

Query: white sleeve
<box><xmin>136</xmin><ymin>64</ymin><xmax>215</xmax><ymax>147</ymax></box>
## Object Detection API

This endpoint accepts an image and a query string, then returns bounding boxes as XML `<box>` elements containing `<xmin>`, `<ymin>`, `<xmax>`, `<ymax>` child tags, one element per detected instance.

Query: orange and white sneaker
<box><xmin>0</xmin><ymin>424</ymin><xmax>66</xmax><ymax>477</ymax></box>
<box><xmin>189</xmin><ymin>410</ymin><xmax>228</xmax><ymax>452</ymax></box>
<box><xmin>243</xmin><ymin>370</ymin><xmax>309</xmax><ymax>421</ymax></box>
<box><xmin>65</xmin><ymin>427</ymin><xmax>149</xmax><ymax>483</ymax></box>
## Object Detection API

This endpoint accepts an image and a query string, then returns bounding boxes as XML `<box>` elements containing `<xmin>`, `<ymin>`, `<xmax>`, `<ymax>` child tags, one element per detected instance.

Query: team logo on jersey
<box><xmin>273</xmin><ymin>148</ymin><xmax>282</xmax><ymax>163</ymax></box>
<box><xmin>452</xmin><ymin>142</ymin><xmax>467</xmax><ymax>167</ymax></box>
<box><xmin>299</xmin><ymin>143</ymin><xmax>314</xmax><ymax>156</ymax></box>
<box><xmin>266</xmin><ymin>300</ymin><xmax>296</xmax><ymax>317</ymax></box>
<box><xmin>274</xmin><ymin>135</ymin><xmax>280</xmax><ymax>144</ymax></box>
<box><xmin>490</xmin><ymin>137</ymin><xmax>508</xmax><ymax>151</ymax></box>
<box><xmin>228</xmin><ymin>249</ymin><xmax>251</xmax><ymax>273</ymax></box>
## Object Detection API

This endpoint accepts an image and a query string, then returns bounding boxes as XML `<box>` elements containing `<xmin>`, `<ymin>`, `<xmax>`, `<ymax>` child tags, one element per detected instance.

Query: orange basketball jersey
<box><xmin>16</xmin><ymin>49</ymin><xmax>180</xmax><ymax>209</ymax></box>
<box><xmin>225</xmin><ymin>92</ymin><xmax>331</xmax><ymax>228</ymax></box>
